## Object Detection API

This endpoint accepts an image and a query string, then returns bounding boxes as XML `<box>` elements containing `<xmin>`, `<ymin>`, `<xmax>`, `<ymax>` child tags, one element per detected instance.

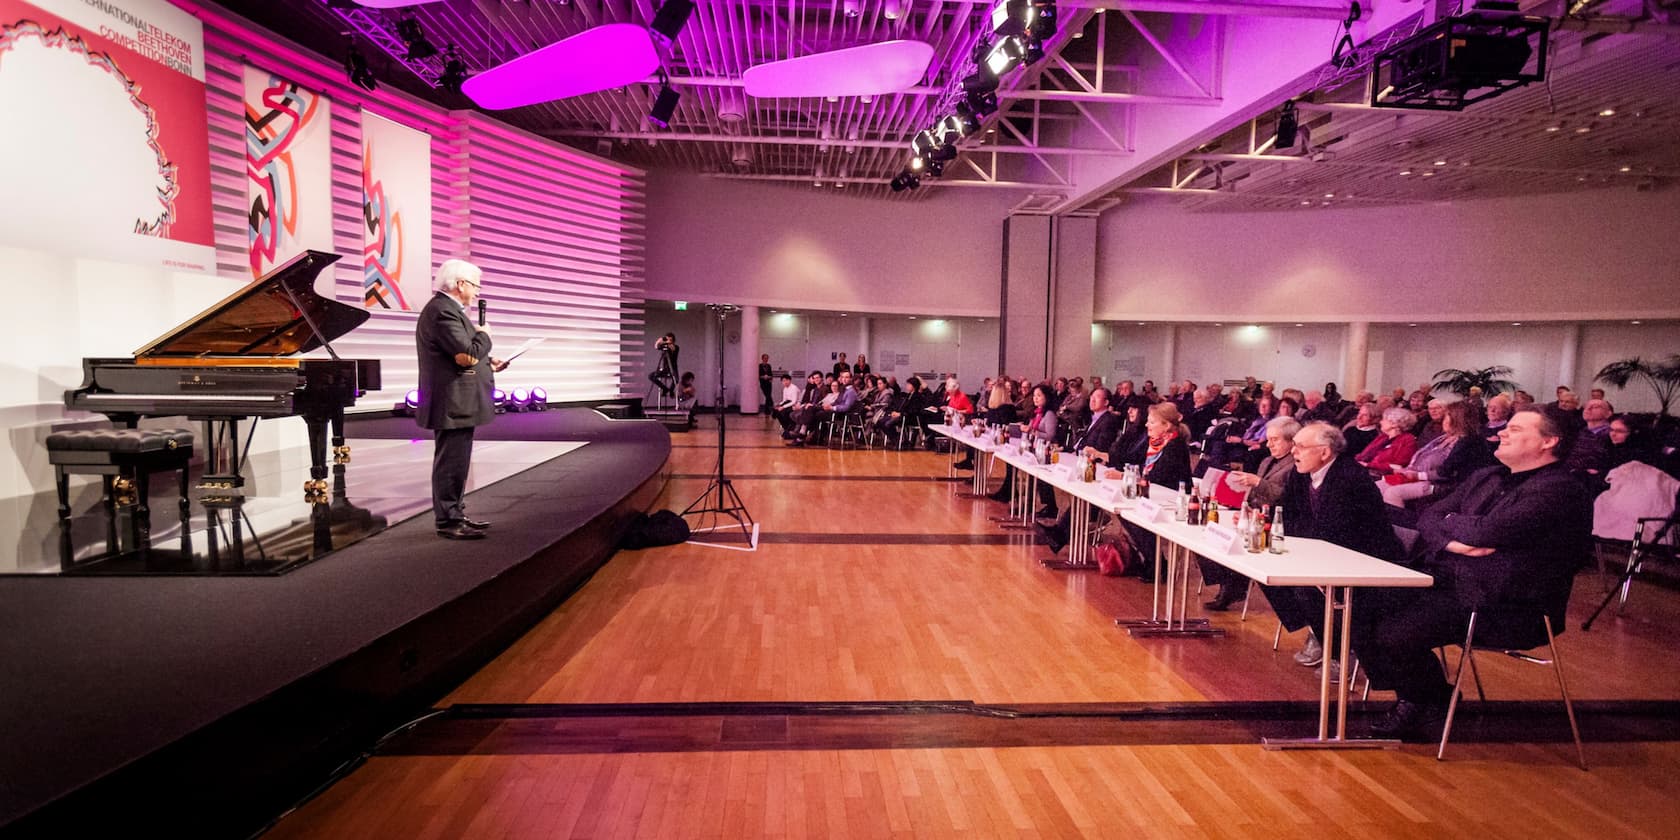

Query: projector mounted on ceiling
<box><xmin>1368</xmin><ymin>2</ymin><xmax>1549</xmax><ymax>112</ymax></box>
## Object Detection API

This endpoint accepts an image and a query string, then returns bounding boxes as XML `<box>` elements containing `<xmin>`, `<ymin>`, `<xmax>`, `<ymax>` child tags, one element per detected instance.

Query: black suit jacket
<box><xmin>415</xmin><ymin>292</ymin><xmax>494</xmax><ymax>431</ymax></box>
<box><xmin>1415</xmin><ymin>462</ymin><xmax>1592</xmax><ymax>612</ymax></box>
<box><xmin>1277</xmin><ymin>456</ymin><xmax>1404</xmax><ymax>563</ymax></box>
<box><xmin>1075</xmin><ymin>410</ymin><xmax>1123</xmax><ymax>455</ymax></box>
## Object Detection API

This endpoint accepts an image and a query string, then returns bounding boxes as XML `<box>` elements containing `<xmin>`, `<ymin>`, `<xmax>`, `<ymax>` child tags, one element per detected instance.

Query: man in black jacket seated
<box><xmin>1035</xmin><ymin>388</ymin><xmax>1121</xmax><ymax>551</ymax></box>
<box><xmin>1260</xmin><ymin>422</ymin><xmax>1405</xmax><ymax>671</ymax></box>
<box><xmin>1353</xmin><ymin>406</ymin><xmax>1591</xmax><ymax>737</ymax></box>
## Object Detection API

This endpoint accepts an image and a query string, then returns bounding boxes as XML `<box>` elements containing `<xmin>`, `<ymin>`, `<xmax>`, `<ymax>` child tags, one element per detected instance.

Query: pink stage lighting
<box><xmin>463</xmin><ymin>24</ymin><xmax>660</xmax><ymax>110</ymax></box>
<box><xmin>349</xmin><ymin>1</ymin><xmax>444</xmax><ymax>8</ymax></box>
<box><xmin>742</xmin><ymin>40</ymin><xmax>934</xmax><ymax>99</ymax></box>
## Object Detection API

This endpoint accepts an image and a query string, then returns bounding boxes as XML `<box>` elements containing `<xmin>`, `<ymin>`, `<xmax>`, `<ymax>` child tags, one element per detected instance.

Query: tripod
<box><xmin>681</xmin><ymin>304</ymin><xmax>755</xmax><ymax>545</ymax></box>
<box><xmin>645</xmin><ymin>342</ymin><xmax>678</xmax><ymax>410</ymax></box>
<box><xmin>1582</xmin><ymin>511</ymin><xmax>1677</xmax><ymax>630</ymax></box>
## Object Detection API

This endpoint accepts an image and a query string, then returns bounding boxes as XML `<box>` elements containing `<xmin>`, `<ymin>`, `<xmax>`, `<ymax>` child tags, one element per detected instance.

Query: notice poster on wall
<box><xmin>244</xmin><ymin>65</ymin><xmax>332</xmax><ymax>279</ymax></box>
<box><xmin>0</xmin><ymin>0</ymin><xmax>213</xmax><ymax>271</ymax></box>
<box><xmin>360</xmin><ymin>110</ymin><xmax>431</xmax><ymax>311</ymax></box>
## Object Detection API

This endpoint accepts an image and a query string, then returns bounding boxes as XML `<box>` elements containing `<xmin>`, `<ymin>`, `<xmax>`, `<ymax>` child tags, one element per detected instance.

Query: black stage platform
<box><xmin>0</xmin><ymin>408</ymin><xmax>670</xmax><ymax>836</ymax></box>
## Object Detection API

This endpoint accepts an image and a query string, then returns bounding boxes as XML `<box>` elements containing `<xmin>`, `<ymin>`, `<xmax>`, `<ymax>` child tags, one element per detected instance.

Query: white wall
<box><xmin>645</xmin><ymin>172</ymin><xmax>1022</xmax><ymax>316</ymax></box>
<box><xmin>1096</xmin><ymin>188</ymin><xmax>1680</xmax><ymax>323</ymax></box>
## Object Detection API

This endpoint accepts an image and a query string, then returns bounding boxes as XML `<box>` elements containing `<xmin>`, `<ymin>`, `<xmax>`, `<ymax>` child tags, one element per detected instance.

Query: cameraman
<box><xmin>648</xmin><ymin>332</ymin><xmax>679</xmax><ymax>397</ymax></box>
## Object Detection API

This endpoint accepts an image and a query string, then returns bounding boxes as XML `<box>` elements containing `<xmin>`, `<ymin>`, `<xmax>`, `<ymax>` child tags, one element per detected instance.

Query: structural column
<box><xmin>1558</xmin><ymin>322</ymin><xmax>1581</xmax><ymax>392</ymax></box>
<box><xmin>738</xmin><ymin>305</ymin><xmax>760</xmax><ymax>414</ymax></box>
<box><xmin>1161</xmin><ymin>325</ymin><xmax>1178</xmax><ymax>387</ymax></box>
<box><xmin>1343</xmin><ymin>321</ymin><xmax>1370</xmax><ymax>395</ymax></box>
<box><xmin>858</xmin><ymin>317</ymin><xmax>872</xmax><ymax>372</ymax></box>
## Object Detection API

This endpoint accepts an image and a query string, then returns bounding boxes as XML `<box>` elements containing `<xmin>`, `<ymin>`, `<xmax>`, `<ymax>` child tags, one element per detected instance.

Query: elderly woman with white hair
<box><xmin>1202</xmin><ymin>415</ymin><xmax>1302</xmax><ymax>611</ymax></box>
<box><xmin>1355</xmin><ymin>407</ymin><xmax>1418</xmax><ymax>478</ymax></box>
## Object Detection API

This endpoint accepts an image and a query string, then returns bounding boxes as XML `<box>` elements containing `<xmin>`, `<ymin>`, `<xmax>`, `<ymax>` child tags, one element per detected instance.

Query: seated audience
<box><xmin>773</xmin><ymin>374</ymin><xmax>800</xmax><ymax>433</ymax></box>
<box><xmin>1481</xmin><ymin>394</ymin><xmax>1513</xmax><ymax>444</ymax></box>
<box><xmin>1357</xmin><ymin>407</ymin><xmax>1419</xmax><ymax>477</ymax></box>
<box><xmin>1377</xmin><ymin>401</ymin><xmax>1494</xmax><ymax>508</ymax></box>
<box><xmin>991</xmin><ymin>384</ymin><xmax>1062</xmax><ymax>517</ymax></box>
<box><xmin>1415</xmin><ymin>398</ymin><xmax>1447</xmax><ymax>446</ymax></box>
<box><xmin>1602</xmin><ymin>414</ymin><xmax>1659</xmax><ymax>474</ymax></box>
<box><xmin>1354</xmin><ymin>406</ymin><xmax>1591</xmax><ymax>737</ymax></box>
<box><xmin>1044</xmin><ymin>403</ymin><xmax>1192</xmax><ymax>566</ymax></box>
<box><xmin>1568</xmin><ymin>397</ymin><xmax>1615</xmax><ymax>475</ymax></box>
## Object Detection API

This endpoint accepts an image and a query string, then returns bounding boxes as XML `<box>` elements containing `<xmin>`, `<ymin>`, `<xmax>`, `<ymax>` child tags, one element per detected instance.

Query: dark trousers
<box><xmin>1199</xmin><ymin>558</ymin><xmax>1245</xmax><ymax>590</ymax></box>
<box><xmin>1352</xmin><ymin>588</ymin><xmax>1464</xmax><ymax>704</ymax></box>
<box><xmin>432</xmin><ymin>426</ymin><xmax>475</xmax><ymax>526</ymax></box>
<box><xmin>759</xmin><ymin>380</ymin><xmax>773</xmax><ymax>410</ymax></box>
<box><xmin>996</xmin><ymin>465</ymin><xmax>1056</xmax><ymax>512</ymax></box>
<box><xmin>1261</xmin><ymin>584</ymin><xmax>1329</xmax><ymax>634</ymax></box>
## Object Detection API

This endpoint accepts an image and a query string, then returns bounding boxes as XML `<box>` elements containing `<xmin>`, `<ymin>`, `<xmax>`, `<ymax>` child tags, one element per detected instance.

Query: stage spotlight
<box><xmin>397</xmin><ymin>16</ymin><xmax>438</xmax><ymax>61</ymax></box>
<box><xmin>509</xmin><ymin>387</ymin><xmax>532</xmax><ymax>411</ymax></box>
<box><xmin>394</xmin><ymin>388</ymin><xmax>420</xmax><ymax>416</ymax></box>
<box><xmin>890</xmin><ymin>169</ymin><xmax>921</xmax><ymax>192</ymax></box>
<box><xmin>925</xmin><ymin>158</ymin><xmax>945</xmax><ymax>177</ymax></box>
<box><xmin>928</xmin><ymin>142</ymin><xmax>958</xmax><ymax>163</ymax></box>
<box><xmin>990</xmin><ymin>0</ymin><xmax>1036</xmax><ymax>38</ymax></box>
<box><xmin>964</xmin><ymin>89</ymin><xmax>998</xmax><ymax>118</ymax></box>
<box><xmin>438</xmin><ymin>48</ymin><xmax>467</xmax><ymax>94</ymax></box>
<box><xmin>346</xmin><ymin>45</ymin><xmax>378</xmax><ymax>92</ymax></box>
<box><xmin>1029</xmin><ymin>0</ymin><xmax>1058</xmax><ymax>41</ymax></box>
<box><xmin>492</xmin><ymin>387</ymin><xmax>507</xmax><ymax>413</ymax></box>
<box><xmin>911</xmin><ymin>129</ymin><xmax>939</xmax><ymax>157</ymax></box>
<box><xmin>909</xmin><ymin>155</ymin><xmax>926</xmax><ymax>173</ymax></box>
<box><xmin>961</xmin><ymin>67</ymin><xmax>998</xmax><ymax>95</ymax></box>
<box><xmin>950</xmin><ymin>107</ymin><xmax>981</xmax><ymax>137</ymax></box>
<box><xmin>531</xmin><ymin>386</ymin><xmax>549</xmax><ymax>411</ymax></box>
<box><xmin>1276</xmin><ymin>99</ymin><xmax>1298</xmax><ymax>148</ymax></box>
<box><xmin>985</xmin><ymin>36</ymin><xmax>1027</xmax><ymax>76</ymax></box>
<box><xmin>843</xmin><ymin>0</ymin><xmax>862</xmax><ymax>17</ymax></box>
<box><xmin>884</xmin><ymin>0</ymin><xmax>906</xmax><ymax>19</ymax></box>
<box><xmin>648</xmin><ymin>81</ymin><xmax>680</xmax><ymax>128</ymax></box>
<box><xmin>649</xmin><ymin>0</ymin><xmax>696</xmax><ymax>50</ymax></box>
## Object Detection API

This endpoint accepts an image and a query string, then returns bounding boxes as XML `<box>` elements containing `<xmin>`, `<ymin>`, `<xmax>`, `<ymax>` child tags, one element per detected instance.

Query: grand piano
<box><xmin>65</xmin><ymin>250</ymin><xmax>382</xmax><ymax>503</ymax></box>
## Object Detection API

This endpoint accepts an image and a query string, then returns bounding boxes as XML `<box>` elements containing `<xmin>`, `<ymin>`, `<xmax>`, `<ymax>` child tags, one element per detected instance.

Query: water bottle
<box><xmin>1174</xmin><ymin>481</ymin><xmax>1188</xmax><ymax>521</ymax></box>
<box><xmin>1268</xmin><ymin>506</ymin><xmax>1287</xmax><ymax>553</ymax></box>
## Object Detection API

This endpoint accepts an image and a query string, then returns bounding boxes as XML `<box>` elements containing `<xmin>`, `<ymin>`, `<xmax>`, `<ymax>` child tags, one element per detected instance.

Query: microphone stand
<box><xmin>681</xmin><ymin>304</ymin><xmax>755</xmax><ymax>545</ymax></box>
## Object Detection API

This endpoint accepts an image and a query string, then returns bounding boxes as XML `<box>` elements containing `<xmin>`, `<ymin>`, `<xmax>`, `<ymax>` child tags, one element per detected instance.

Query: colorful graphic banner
<box><xmin>244</xmin><ymin>65</ymin><xmax>332</xmax><ymax>280</ymax></box>
<box><xmin>0</xmin><ymin>0</ymin><xmax>213</xmax><ymax>271</ymax></box>
<box><xmin>360</xmin><ymin>110</ymin><xmax>431</xmax><ymax>311</ymax></box>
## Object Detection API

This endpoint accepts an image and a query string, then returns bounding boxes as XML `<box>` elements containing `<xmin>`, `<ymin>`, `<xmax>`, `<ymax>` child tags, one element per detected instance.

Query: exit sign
<box><xmin>674</xmin><ymin>301</ymin><xmax>688</xmax><ymax>310</ymax></box>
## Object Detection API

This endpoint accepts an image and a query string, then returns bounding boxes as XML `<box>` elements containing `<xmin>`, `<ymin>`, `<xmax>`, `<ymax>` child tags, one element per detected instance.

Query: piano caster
<box><xmin>303</xmin><ymin>478</ymin><xmax>329</xmax><ymax>505</ymax></box>
<box><xmin>111</xmin><ymin>477</ymin><xmax>137</xmax><ymax>507</ymax></box>
<box><xmin>332</xmin><ymin>445</ymin><xmax>351</xmax><ymax>465</ymax></box>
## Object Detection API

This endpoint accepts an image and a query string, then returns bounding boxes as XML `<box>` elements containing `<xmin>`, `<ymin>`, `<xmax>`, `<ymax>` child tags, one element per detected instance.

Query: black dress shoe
<box><xmin>1369</xmin><ymin>699</ymin><xmax>1447</xmax><ymax>738</ymax></box>
<box><xmin>1035</xmin><ymin>506</ymin><xmax>1057</xmax><ymax>520</ymax></box>
<box><xmin>953</xmin><ymin>459</ymin><xmax>975</xmax><ymax>470</ymax></box>
<box><xmin>436</xmin><ymin>522</ymin><xmax>486</xmax><ymax>540</ymax></box>
<box><xmin>462</xmin><ymin>518</ymin><xmax>490</xmax><ymax>530</ymax></box>
<box><xmin>1203</xmin><ymin>585</ymin><xmax>1246</xmax><ymax>612</ymax></box>
<box><xmin>987</xmin><ymin>490</ymin><xmax>1012</xmax><ymax>503</ymax></box>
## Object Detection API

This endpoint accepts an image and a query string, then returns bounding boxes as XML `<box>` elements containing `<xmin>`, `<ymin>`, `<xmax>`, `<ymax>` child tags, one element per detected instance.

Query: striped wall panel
<box><xmin>192</xmin><ymin>5</ymin><xmax>646</xmax><ymax>407</ymax></box>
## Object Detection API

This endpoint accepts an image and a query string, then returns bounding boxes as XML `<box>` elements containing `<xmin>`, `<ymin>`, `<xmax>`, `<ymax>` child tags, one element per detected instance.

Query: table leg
<box><xmin>1263</xmin><ymin>585</ymin><xmax>1394</xmax><ymax>749</ymax></box>
<box><xmin>1124</xmin><ymin>539</ymin><xmax>1219</xmax><ymax>637</ymax></box>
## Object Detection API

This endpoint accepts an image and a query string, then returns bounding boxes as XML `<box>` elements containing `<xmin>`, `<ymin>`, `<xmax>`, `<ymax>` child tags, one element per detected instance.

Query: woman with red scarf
<box><xmin>1110</xmin><ymin>403</ymin><xmax>1192</xmax><ymax>579</ymax></box>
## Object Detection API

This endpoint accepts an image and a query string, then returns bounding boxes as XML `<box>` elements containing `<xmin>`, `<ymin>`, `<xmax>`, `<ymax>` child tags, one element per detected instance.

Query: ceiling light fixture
<box><xmin>1599</xmin><ymin>107</ymin><xmax>1616</xmax><ymax>117</ymax></box>
<box><xmin>346</xmin><ymin>44</ymin><xmax>378</xmax><ymax>91</ymax></box>
<box><xmin>438</xmin><ymin>47</ymin><xmax>467</xmax><ymax>94</ymax></box>
<box><xmin>648</xmin><ymin>0</ymin><xmax>696</xmax><ymax>50</ymax></box>
<box><xmin>396</xmin><ymin>15</ymin><xmax>438</xmax><ymax>61</ymax></box>
<box><xmin>648</xmin><ymin>75</ymin><xmax>680</xmax><ymax>128</ymax></box>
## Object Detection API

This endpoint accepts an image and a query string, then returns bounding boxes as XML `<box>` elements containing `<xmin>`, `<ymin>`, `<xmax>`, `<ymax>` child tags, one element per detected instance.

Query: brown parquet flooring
<box><xmin>264</xmin><ymin>416</ymin><xmax>1680</xmax><ymax>838</ymax></box>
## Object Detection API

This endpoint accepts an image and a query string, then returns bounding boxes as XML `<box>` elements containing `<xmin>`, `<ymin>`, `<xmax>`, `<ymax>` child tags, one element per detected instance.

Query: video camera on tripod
<box><xmin>648</xmin><ymin>332</ymin><xmax>679</xmax><ymax>399</ymax></box>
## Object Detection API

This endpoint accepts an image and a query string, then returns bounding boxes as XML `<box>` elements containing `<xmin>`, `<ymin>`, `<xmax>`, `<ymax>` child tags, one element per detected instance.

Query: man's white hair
<box><xmin>435</xmin><ymin>258</ymin><xmax>482</xmax><ymax>293</ymax></box>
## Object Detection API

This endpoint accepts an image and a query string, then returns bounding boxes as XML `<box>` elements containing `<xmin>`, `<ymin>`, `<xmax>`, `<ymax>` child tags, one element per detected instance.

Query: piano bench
<box><xmin>47</xmin><ymin>429</ymin><xmax>195</xmax><ymax>523</ymax></box>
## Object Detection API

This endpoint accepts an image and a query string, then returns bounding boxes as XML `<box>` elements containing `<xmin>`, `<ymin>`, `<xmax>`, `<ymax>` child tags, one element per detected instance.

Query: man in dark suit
<box><xmin>416</xmin><ymin>259</ymin><xmax>506</xmax><ymax>540</ymax></box>
<box><xmin>1260</xmin><ymin>421</ymin><xmax>1404</xmax><ymax>670</ymax></box>
<box><xmin>1354</xmin><ymin>406</ymin><xmax>1591</xmax><ymax>736</ymax></box>
<box><xmin>1073</xmin><ymin>387</ymin><xmax>1121</xmax><ymax>459</ymax></box>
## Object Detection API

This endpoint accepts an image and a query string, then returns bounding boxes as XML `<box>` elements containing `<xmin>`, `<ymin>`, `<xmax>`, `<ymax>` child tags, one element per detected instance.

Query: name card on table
<box><xmin>1202</xmin><ymin>522</ymin><xmax>1244</xmax><ymax>555</ymax></box>
<box><xmin>1134</xmin><ymin>498</ymin><xmax>1166</xmax><ymax>522</ymax></box>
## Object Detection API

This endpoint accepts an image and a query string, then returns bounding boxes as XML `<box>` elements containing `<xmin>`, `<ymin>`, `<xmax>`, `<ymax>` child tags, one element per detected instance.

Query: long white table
<box><xmin>929</xmin><ymin>423</ymin><xmax>998</xmax><ymax>497</ymax></box>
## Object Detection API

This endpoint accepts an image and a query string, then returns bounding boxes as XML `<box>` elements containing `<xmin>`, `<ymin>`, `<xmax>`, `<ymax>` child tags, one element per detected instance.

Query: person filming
<box><xmin>648</xmin><ymin>332</ymin><xmax>679</xmax><ymax>398</ymax></box>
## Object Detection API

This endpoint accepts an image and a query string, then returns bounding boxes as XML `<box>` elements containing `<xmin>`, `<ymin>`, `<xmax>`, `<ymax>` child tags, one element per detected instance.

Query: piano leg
<box><xmin>304</xmin><ymin>417</ymin><xmax>330</xmax><ymax>504</ymax></box>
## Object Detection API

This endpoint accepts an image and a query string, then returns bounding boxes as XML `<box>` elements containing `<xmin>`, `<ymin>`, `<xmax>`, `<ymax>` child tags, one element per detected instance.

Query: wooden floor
<box><xmin>265</xmin><ymin>416</ymin><xmax>1680</xmax><ymax>838</ymax></box>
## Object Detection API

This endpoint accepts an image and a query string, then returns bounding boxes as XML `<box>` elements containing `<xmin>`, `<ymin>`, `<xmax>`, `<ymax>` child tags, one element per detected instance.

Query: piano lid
<box><xmin>134</xmin><ymin>251</ymin><xmax>368</xmax><ymax>358</ymax></box>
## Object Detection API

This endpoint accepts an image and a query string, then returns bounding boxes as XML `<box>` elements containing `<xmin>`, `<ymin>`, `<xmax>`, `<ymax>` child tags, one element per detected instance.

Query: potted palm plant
<box><xmin>1595</xmin><ymin>355</ymin><xmax>1680</xmax><ymax>420</ymax></box>
<box><xmin>1431</xmin><ymin>366</ymin><xmax>1519</xmax><ymax>397</ymax></box>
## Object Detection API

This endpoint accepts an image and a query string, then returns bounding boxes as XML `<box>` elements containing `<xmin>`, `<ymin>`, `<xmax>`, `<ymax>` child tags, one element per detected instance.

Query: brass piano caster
<box><xmin>303</xmin><ymin>478</ymin><xmax>329</xmax><ymax>504</ymax></box>
<box><xmin>333</xmin><ymin>445</ymin><xmax>351</xmax><ymax>465</ymax></box>
<box><xmin>112</xmin><ymin>477</ymin><xmax>137</xmax><ymax>507</ymax></box>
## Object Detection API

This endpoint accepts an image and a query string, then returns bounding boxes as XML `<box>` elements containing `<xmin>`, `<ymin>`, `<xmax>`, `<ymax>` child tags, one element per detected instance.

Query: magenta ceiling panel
<box><xmin>742</xmin><ymin>40</ymin><xmax>934</xmax><ymax>99</ymax></box>
<box><xmin>463</xmin><ymin>24</ymin><xmax>660</xmax><ymax>110</ymax></box>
